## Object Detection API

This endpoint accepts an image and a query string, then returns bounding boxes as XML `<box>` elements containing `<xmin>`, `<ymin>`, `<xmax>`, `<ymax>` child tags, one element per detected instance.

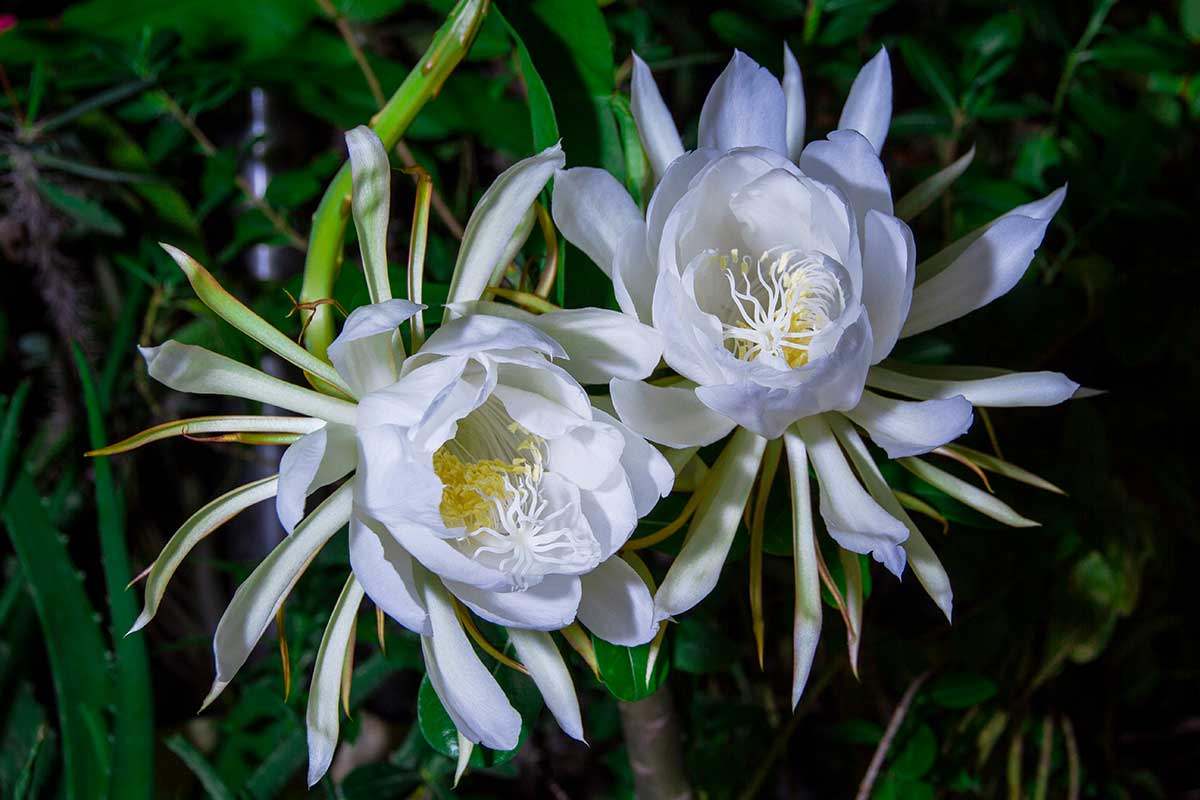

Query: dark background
<box><xmin>1</xmin><ymin>0</ymin><xmax>1197</xmax><ymax>797</ymax></box>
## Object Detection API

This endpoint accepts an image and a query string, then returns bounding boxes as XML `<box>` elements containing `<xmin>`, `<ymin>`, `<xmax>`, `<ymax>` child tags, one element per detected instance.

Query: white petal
<box><xmin>844</xmin><ymin>390</ymin><xmax>973</xmax><ymax>459</ymax></box>
<box><xmin>903</xmin><ymin>187</ymin><xmax>1066</xmax><ymax>336</ymax></box>
<box><xmin>327</xmin><ymin>299</ymin><xmax>423</xmax><ymax>397</ymax></box>
<box><xmin>836</xmin><ymin>47</ymin><xmax>892</xmax><ymax>153</ymax></box>
<box><xmin>645</xmin><ymin>148</ymin><xmax>719</xmax><ymax>265</ymax></box>
<box><xmin>131</xmin><ymin>476</ymin><xmax>278</xmax><ymax>634</ymax></box>
<box><xmin>421</xmin><ymin>313</ymin><xmax>565</xmax><ymax>361</ymax></box>
<box><xmin>306</xmin><ymin>576</ymin><xmax>364</xmax><ymax>787</ymax></box>
<box><xmin>782</xmin><ymin>43</ymin><xmax>806</xmax><ymax>161</ymax></box>
<box><xmin>611</xmin><ymin>220</ymin><xmax>656</xmax><ymax>322</ymax></box>
<box><xmin>346</xmin><ymin>126</ymin><xmax>393</xmax><ymax>304</ymax></box>
<box><xmin>579</xmin><ymin>467</ymin><xmax>639</xmax><ymax>559</ymax></box>
<box><xmin>357</xmin><ymin>354</ymin><xmax>471</xmax><ymax>431</ymax></box>
<box><xmin>551</xmin><ymin>167</ymin><xmax>642</xmax><ymax>278</ymax></box>
<box><xmin>446</xmin><ymin>143</ymin><xmax>565</xmax><ymax>308</ymax></box>
<box><xmin>276</xmin><ymin>425</ymin><xmax>356</xmax><ymax>534</ymax></box>
<box><xmin>610</xmin><ymin>379</ymin><xmax>736</xmax><ymax>449</ymax></box>
<box><xmin>782</xmin><ymin>429</ymin><xmax>821</xmax><ymax>708</ymax></box>
<box><xmin>548</xmin><ymin>422</ymin><xmax>625</xmax><ymax>491</ymax></box>
<box><xmin>140</xmin><ymin>341</ymin><xmax>356</xmax><ymax>426</ymax></box>
<box><xmin>867</xmin><ymin>364</ymin><xmax>1079</xmax><ymax>407</ymax></box>
<box><xmin>446</xmin><ymin>575</ymin><xmax>581</xmax><ymax>631</ymax></box>
<box><xmin>631</xmin><ymin>53</ymin><xmax>684</xmax><ymax>179</ymax></box>
<box><xmin>349</xmin><ymin>516</ymin><xmax>430</xmax><ymax>635</ymax></box>
<box><xmin>798</xmin><ymin>129</ymin><xmax>894</xmax><ymax>230</ymax></box>
<box><xmin>592</xmin><ymin>406</ymin><xmax>674</xmax><ymax>518</ymax></box>
<box><xmin>449</xmin><ymin>301</ymin><xmax>663</xmax><ymax>384</ymax></box>
<box><xmin>204</xmin><ymin>481</ymin><xmax>353</xmax><ymax>707</ymax></box>
<box><xmin>653</xmin><ymin>429</ymin><xmax>766</xmax><ymax>621</ymax></box>
<box><xmin>419</xmin><ymin>574</ymin><xmax>521</xmax><ymax>750</ymax></box>
<box><xmin>830</xmin><ymin>417</ymin><xmax>952</xmax><ymax>621</ymax></box>
<box><xmin>698</xmin><ymin>50</ymin><xmax>788</xmax><ymax>155</ymax></box>
<box><xmin>507</xmin><ymin>629</ymin><xmax>584</xmax><ymax>742</ymax></box>
<box><xmin>577</xmin><ymin>556</ymin><xmax>657</xmax><ymax>646</ymax></box>
<box><xmin>793</xmin><ymin>414</ymin><xmax>908</xmax><ymax>576</ymax></box>
<box><xmin>861</xmin><ymin>210</ymin><xmax>916</xmax><ymax>363</ymax></box>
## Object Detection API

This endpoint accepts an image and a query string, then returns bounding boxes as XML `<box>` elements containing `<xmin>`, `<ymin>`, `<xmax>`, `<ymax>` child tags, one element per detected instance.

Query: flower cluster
<box><xmin>101</xmin><ymin>46</ymin><xmax>1081</xmax><ymax>786</ymax></box>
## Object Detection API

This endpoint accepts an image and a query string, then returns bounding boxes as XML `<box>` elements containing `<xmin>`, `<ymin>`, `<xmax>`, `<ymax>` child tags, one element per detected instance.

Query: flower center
<box><xmin>432</xmin><ymin>399</ymin><xmax>599</xmax><ymax>588</ymax></box>
<box><xmin>719</xmin><ymin>248</ymin><xmax>844</xmax><ymax>368</ymax></box>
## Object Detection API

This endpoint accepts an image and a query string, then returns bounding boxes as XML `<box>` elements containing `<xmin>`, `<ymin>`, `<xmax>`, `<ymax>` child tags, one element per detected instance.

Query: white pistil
<box><xmin>720</xmin><ymin>248</ymin><xmax>843</xmax><ymax>368</ymax></box>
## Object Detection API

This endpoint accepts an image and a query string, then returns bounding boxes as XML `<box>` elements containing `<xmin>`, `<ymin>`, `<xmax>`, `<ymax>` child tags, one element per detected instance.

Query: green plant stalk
<box><xmin>73</xmin><ymin>345</ymin><xmax>154</xmax><ymax>800</ymax></box>
<box><xmin>300</xmin><ymin>0</ymin><xmax>489</xmax><ymax>364</ymax></box>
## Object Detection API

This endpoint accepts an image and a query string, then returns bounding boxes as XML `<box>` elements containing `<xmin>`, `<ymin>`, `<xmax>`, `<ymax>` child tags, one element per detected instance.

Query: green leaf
<box><xmin>35</xmin><ymin>180</ymin><xmax>124</xmax><ymax>236</ymax></box>
<box><xmin>73</xmin><ymin>346</ymin><xmax>154</xmax><ymax>800</ymax></box>
<box><xmin>891</xmin><ymin>724</ymin><xmax>937</xmax><ymax>781</ymax></box>
<box><xmin>898</xmin><ymin>39</ymin><xmax>956</xmax><ymax>114</ymax></box>
<box><xmin>593</xmin><ymin>636</ymin><xmax>670</xmax><ymax>702</ymax></box>
<box><xmin>1185</xmin><ymin>0</ymin><xmax>1200</xmax><ymax>41</ymax></box>
<box><xmin>3</xmin><ymin>472</ymin><xmax>112</xmax><ymax>800</ymax></box>
<box><xmin>673</xmin><ymin>616</ymin><xmax>738</xmax><ymax>675</ymax></box>
<box><xmin>928</xmin><ymin>673</ymin><xmax>998</xmax><ymax>709</ymax></box>
<box><xmin>164</xmin><ymin>736</ymin><xmax>234</xmax><ymax>800</ymax></box>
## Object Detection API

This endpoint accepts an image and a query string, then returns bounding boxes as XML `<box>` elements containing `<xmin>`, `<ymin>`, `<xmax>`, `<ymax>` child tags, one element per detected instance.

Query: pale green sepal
<box><xmin>894</xmin><ymin>146</ymin><xmax>975</xmax><ymax>221</ymax></box>
<box><xmin>130</xmin><ymin>475</ymin><xmax>279</xmax><ymax>635</ymax></box>
<box><xmin>91</xmin><ymin>415</ymin><xmax>324</xmax><ymax>456</ymax></box>
<box><xmin>782</xmin><ymin>427</ymin><xmax>821</xmax><ymax>709</ymax></box>
<box><xmin>346</xmin><ymin>126</ymin><xmax>393</xmax><ymax>305</ymax></box>
<box><xmin>160</xmin><ymin>243</ymin><xmax>354</xmax><ymax>398</ymax></box>
<box><xmin>899</xmin><ymin>455</ymin><xmax>1039</xmax><ymax>528</ymax></box>
<box><xmin>453</xmin><ymin>733</ymin><xmax>473</xmax><ymax>787</ymax></box>
<box><xmin>946</xmin><ymin>444</ymin><xmax>1065</xmax><ymax>495</ymax></box>
<box><xmin>306</xmin><ymin>575</ymin><xmax>366</xmax><ymax>787</ymax></box>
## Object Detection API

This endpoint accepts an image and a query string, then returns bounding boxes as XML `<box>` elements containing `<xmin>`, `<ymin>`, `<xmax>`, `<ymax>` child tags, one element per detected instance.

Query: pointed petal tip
<box><xmin>198</xmin><ymin>680</ymin><xmax>228</xmax><ymax>713</ymax></box>
<box><xmin>126</xmin><ymin>611</ymin><xmax>151</xmax><ymax>637</ymax></box>
<box><xmin>1072</xmin><ymin>385</ymin><xmax>1103</xmax><ymax>399</ymax></box>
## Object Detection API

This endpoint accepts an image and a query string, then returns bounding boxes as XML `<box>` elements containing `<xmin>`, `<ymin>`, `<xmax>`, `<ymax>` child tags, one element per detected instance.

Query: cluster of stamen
<box><xmin>433</xmin><ymin>413</ymin><xmax>597</xmax><ymax>588</ymax></box>
<box><xmin>719</xmin><ymin>248</ymin><xmax>843</xmax><ymax>368</ymax></box>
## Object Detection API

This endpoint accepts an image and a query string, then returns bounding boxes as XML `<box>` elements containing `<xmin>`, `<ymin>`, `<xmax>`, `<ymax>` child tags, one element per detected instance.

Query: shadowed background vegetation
<box><xmin>0</xmin><ymin>0</ymin><xmax>1197</xmax><ymax>797</ymax></box>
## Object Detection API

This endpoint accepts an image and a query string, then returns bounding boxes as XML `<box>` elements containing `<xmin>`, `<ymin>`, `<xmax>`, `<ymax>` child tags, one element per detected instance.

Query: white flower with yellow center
<box><xmin>100</xmin><ymin>129</ymin><xmax>670</xmax><ymax>785</ymax></box>
<box><xmin>551</xmin><ymin>48</ymin><xmax>1082</xmax><ymax>707</ymax></box>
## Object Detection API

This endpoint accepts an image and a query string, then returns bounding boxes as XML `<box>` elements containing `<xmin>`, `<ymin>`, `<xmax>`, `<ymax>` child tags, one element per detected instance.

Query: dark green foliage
<box><xmin>0</xmin><ymin>0</ymin><xmax>1196</xmax><ymax>797</ymax></box>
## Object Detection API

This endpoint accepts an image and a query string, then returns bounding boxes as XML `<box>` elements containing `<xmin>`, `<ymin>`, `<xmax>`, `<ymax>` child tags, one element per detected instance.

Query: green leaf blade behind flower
<box><xmin>593</xmin><ymin>636</ymin><xmax>670</xmax><ymax>702</ymax></box>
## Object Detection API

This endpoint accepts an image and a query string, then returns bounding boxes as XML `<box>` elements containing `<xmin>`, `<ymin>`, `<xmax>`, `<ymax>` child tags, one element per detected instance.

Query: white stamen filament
<box><xmin>719</xmin><ymin>248</ymin><xmax>843</xmax><ymax>368</ymax></box>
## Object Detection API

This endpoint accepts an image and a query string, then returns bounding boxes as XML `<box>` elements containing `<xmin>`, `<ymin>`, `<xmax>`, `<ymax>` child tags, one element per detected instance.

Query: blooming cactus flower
<box><xmin>102</xmin><ymin>130</ymin><xmax>669</xmax><ymax>784</ymax></box>
<box><xmin>551</xmin><ymin>48</ymin><xmax>1080</xmax><ymax>705</ymax></box>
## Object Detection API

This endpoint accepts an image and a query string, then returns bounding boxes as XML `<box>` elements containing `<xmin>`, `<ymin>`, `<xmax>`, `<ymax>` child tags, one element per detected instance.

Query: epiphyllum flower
<box><xmin>97</xmin><ymin>130</ymin><xmax>669</xmax><ymax>785</ymax></box>
<box><xmin>552</xmin><ymin>49</ymin><xmax>1080</xmax><ymax>704</ymax></box>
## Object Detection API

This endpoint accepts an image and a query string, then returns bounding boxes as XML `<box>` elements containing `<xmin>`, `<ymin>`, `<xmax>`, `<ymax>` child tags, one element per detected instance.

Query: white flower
<box><xmin>109</xmin><ymin>131</ymin><xmax>671</xmax><ymax>785</ymax></box>
<box><xmin>552</xmin><ymin>49</ymin><xmax>1081</xmax><ymax>706</ymax></box>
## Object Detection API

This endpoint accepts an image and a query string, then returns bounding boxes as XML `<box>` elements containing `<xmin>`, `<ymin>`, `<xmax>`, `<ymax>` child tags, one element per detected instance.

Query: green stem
<box><xmin>300</xmin><ymin>0</ymin><xmax>489</xmax><ymax>362</ymax></box>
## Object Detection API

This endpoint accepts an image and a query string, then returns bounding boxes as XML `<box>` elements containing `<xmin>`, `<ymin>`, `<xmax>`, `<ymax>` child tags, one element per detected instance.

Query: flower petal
<box><xmin>631</xmin><ymin>53</ymin><xmax>684</xmax><ymax>179</ymax></box>
<box><xmin>276</xmin><ymin>425</ymin><xmax>356</xmax><ymax>534</ymax></box>
<box><xmin>902</xmin><ymin>186</ymin><xmax>1066</xmax><ymax>336</ymax></box>
<box><xmin>782</xmin><ymin>43</ymin><xmax>806</xmax><ymax>161</ymax></box>
<box><xmin>793</xmin><ymin>414</ymin><xmax>908</xmax><ymax>576</ymax></box>
<box><xmin>306</xmin><ymin>576</ymin><xmax>364</xmax><ymax>787</ymax></box>
<box><xmin>646</xmin><ymin>148</ymin><xmax>719</xmax><ymax>265</ymax></box>
<box><xmin>592</xmin><ymin>406</ymin><xmax>674</xmax><ymax>518</ymax></box>
<box><xmin>867</xmin><ymin>364</ymin><xmax>1079</xmax><ymax>407</ymax></box>
<box><xmin>420</xmin><ymin>313</ymin><xmax>565</xmax><ymax>361</ymax></box>
<box><xmin>782</xmin><ymin>428</ymin><xmax>821</xmax><ymax>708</ymax></box>
<box><xmin>445</xmin><ymin>574</ymin><xmax>581</xmax><ymax>631</ymax></box>
<box><xmin>578</xmin><ymin>556</ymin><xmax>657</xmax><ymax>646</ymax></box>
<box><xmin>204</xmin><ymin>481</ymin><xmax>353</xmax><ymax>707</ymax></box>
<box><xmin>610</xmin><ymin>379</ymin><xmax>736</xmax><ymax>449</ymax></box>
<box><xmin>798</xmin><ymin>129</ymin><xmax>893</xmax><ymax>230</ymax></box>
<box><xmin>611</xmin><ymin>220</ymin><xmax>656</xmax><ymax>321</ymax></box>
<box><xmin>349</xmin><ymin>516</ymin><xmax>430</xmax><ymax>635</ymax></box>
<box><xmin>450</xmin><ymin>301</ymin><xmax>663</xmax><ymax>384</ymax></box>
<box><xmin>551</xmin><ymin>167</ymin><xmax>643</xmax><ymax>278</ymax></box>
<box><xmin>419</xmin><ymin>574</ymin><xmax>521</xmax><ymax>750</ymax></box>
<box><xmin>327</xmin><ymin>299</ymin><xmax>423</xmax><ymax>397</ymax></box>
<box><xmin>861</xmin><ymin>210</ymin><xmax>916</xmax><ymax>363</ymax></box>
<box><xmin>446</xmin><ymin>143</ymin><xmax>565</xmax><ymax>308</ymax></box>
<box><xmin>844</xmin><ymin>390</ymin><xmax>974</xmax><ymax>459</ymax></box>
<box><xmin>830</xmin><ymin>417</ymin><xmax>952</xmax><ymax>621</ymax></box>
<box><xmin>130</xmin><ymin>475</ymin><xmax>278</xmax><ymax>634</ymax></box>
<box><xmin>346</xmin><ymin>126</ymin><xmax>393</xmax><ymax>304</ymax></box>
<box><xmin>836</xmin><ymin>47</ymin><xmax>891</xmax><ymax>153</ymax></box>
<box><xmin>579</xmin><ymin>466</ymin><xmax>639</xmax><ymax>559</ymax></box>
<box><xmin>653</xmin><ymin>429</ymin><xmax>766</xmax><ymax>621</ymax></box>
<box><xmin>141</xmin><ymin>341</ymin><xmax>357</xmax><ymax>426</ymax></box>
<box><xmin>698</xmin><ymin>50</ymin><xmax>788</xmax><ymax>155</ymax></box>
<box><xmin>507</xmin><ymin>629</ymin><xmax>584</xmax><ymax>742</ymax></box>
